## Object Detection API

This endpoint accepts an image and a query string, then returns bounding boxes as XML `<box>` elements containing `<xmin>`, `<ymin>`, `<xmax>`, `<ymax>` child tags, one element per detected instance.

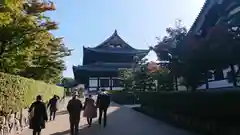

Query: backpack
<box><xmin>29</xmin><ymin>106</ymin><xmax>35</xmax><ymax>119</ymax></box>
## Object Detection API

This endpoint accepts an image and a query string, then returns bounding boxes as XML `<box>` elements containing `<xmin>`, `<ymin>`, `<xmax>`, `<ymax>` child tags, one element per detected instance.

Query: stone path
<box><xmin>20</xmin><ymin>103</ymin><xmax>197</xmax><ymax>135</ymax></box>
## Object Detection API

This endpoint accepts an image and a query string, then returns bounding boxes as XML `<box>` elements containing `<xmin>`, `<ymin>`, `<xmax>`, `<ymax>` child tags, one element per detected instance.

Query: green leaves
<box><xmin>119</xmin><ymin>60</ymin><xmax>174</xmax><ymax>92</ymax></box>
<box><xmin>0</xmin><ymin>0</ymin><xmax>71</xmax><ymax>83</ymax></box>
<box><xmin>154</xmin><ymin>19</ymin><xmax>187</xmax><ymax>60</ymax></box>
<box><xmin>119</xmin><ymin>69</ymin><xmax>134</xmax><ymax>91</ymax></box>
<box><xmin>152</xmin><ymin>68</ymin><xmax>173</xmax><ymax>91</ymax></box>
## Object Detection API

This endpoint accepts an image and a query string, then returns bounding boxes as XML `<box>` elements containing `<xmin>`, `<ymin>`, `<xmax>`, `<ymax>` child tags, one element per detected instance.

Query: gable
<box><xmin>94</xmin><ymin>30</ymin><xmax>135</xmax><ymax>50</ymax></box>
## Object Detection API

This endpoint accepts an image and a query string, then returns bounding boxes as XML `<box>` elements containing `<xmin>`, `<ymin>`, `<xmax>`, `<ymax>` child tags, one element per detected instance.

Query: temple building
<box><xmin>73</xmin><ymin>30</ymin><xmax>149</xmax><ymax>91</ymax></box>
<box><xmin>182</xmin><ymin>0</ymin><xmax>240</xmax><ymax>89</ymax></box>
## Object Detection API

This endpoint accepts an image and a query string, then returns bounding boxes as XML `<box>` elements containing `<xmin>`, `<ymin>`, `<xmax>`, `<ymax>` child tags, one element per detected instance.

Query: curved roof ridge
<box><xmin>188</xmin><ymin>0</ymin><xmax>215</xmax><ymax>35</ymax></box>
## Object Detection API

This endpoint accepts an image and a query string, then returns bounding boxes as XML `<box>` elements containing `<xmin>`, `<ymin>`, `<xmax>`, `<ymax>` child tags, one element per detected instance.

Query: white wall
<box><xmin>197</xmin><ymin>80</ymin><xmax>233</xmax><ymax>89</ymax></box>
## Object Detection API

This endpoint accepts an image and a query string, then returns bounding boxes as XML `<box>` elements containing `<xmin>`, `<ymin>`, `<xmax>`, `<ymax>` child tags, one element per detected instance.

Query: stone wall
<box><xmin>0</xmin><ymin>97</ymin><xmax>70</xmax><ymax>135</ymax></box>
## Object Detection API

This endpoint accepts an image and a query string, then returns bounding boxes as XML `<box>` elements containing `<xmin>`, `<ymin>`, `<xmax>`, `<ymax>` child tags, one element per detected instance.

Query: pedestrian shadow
<box><xmin>49</xmin><ymin>105</ymin><xmax>122</xmax><ymax>135</ymax></box>
<box><xmin>56</xmin><ymin>110</ymin><xmax>68</xmax><ymax>116</ymax></box>
<box><xmin>49</xmin><ymin>130</ymin><xmax>69</xmax><ymax>135</ymax></box>
<box><xmin>49</xmin><ymin>103</ymin><xmax>197</xmax><ymax>135</ymax></box>
<box><xmin>50</xmin><ymin>124</ymin><xmax>102</xmax><ymax>135</ymax></box>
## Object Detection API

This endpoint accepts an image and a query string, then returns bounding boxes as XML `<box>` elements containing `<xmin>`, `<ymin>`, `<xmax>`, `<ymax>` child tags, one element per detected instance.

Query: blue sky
<box><xmin>46</xmin><ymin>0</ymin><xmax>205</xmax><ymax>78</ymax></box>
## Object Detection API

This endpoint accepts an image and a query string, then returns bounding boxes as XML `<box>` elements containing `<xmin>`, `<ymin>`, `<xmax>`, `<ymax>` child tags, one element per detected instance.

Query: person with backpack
<box><xmin>28</xmin><ymin>95</ymin><xmax>48</xmax><ymax>135</ymax></box>
<box><xmin>96</xmin><ymin>89</ymin><xmax>110</xmax><ymax>127</ymax></box>
<box><xmin>47</xmin><ymin>95</ymin><xmax>59</xmax><ymax>121</ymax></box>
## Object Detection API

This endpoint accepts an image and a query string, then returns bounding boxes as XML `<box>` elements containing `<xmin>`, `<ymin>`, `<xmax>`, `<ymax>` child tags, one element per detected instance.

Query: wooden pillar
<box><xmin>230</xmin><ymin>64</ymin><xmax>237</xmax><ymax>87</ymax></box>
<box><xmin>97</xmin><ymin>77</ymin><xmax>100</xmax><ymax>91</ymax></box>
<box><xmin>110</xmin><ymin>77</ymin><xmax>112</xmax><ymax>90</ymax></box>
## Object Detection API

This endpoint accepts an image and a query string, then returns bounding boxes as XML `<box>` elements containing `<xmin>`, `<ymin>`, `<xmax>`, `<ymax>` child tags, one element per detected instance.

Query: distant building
<box><xmin>73</xmin><ymin>30</ymin><xmax>149</xmax><ymax>91</ymax></box>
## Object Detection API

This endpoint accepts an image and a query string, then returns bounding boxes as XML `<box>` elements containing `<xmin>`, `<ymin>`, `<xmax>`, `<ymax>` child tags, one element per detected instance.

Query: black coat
<box><xmin>67</xmin><ymin>98</ymin><xmax>83</xmax><ymax>120</ymax></box>
<box><xmin>96</xmin><ymin>93</ymin><xmax>110</xmax><ymax>109</ymax></box>
<box><xmin>28</xmin><ymin>101</ymin><xmax>48</xmax><ymax>130</ymax></box>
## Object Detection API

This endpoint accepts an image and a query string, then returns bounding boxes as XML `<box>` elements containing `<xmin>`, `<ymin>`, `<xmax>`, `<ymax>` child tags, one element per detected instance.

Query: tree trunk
<box><xmin>174</xmin><ymin>76</ymin><xmax>178</xmax><ymax>91</ymax></box>
<box><xmin>191</xmin><ymin>85</ymin><xmax>197</xmax><ymax>92</ymax></box>
<box><xmin>0</xmin><ymin>40</ymin><xmax>7</xmax><ymax>56</ymax></box>
<box><xmin>143</xmin><ymin>82</ymin><xmax>146</xmax><ymax>92</ymax></box>
<box><xmin>230</xmin><ymin>64</ymin><xmax>237</xmax><ymax>87</ymax></box>
<box><xmin>157</xmin><ymin>80</ymin><xmax>160</xmax><ymax>91</ymax></box>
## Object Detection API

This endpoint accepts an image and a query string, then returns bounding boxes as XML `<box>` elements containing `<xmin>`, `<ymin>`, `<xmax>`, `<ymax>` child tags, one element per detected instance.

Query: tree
<box><xmin>154</xmin><ymin>19</ymin><xmax>187</xmax><ymax>90</ymax></box>
<box><xmin>61</xmin><ymin>77</ymin><xmax>77</xmax><ymax>87</ymax></box>
<box><xmin>0</xmin><ymin>0</ymin><xmax>71</xmax><ymax>83</ymax></box>
<box><xmin>132</xmin><ymin>57</ymin><xmax>156</xmax><ymax>92</ymax></box>
<box><xmin>151</xmin><ymin>67</ymin><xmax>173</xmax><ymax>91</ymax></box>
<box><xmin>133</xmin><ymin>65</ymin><xmax>155</xmax><ymax>92</ymax></box>
<box><xmin>119</xmin><ymin>69</ymin><xmax>134</xmax><ymax>91</ymax></box>
<box><xmin>119</xmin><ymin>58</ymin><xmax>156</xmax><ymax>92</ymax></box>
<box><xmin>151</xmin><ymin>2</ymin><xmax>240</xmax><ymax>91</ymax></box>
<box><xmin>155</xmin><ymin>19</ymin><xmax>187</xmax><ymax>60</ymax></box>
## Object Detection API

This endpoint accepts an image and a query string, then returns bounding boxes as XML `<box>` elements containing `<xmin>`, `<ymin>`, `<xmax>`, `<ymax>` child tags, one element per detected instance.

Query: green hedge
<box><xmin>108</xmin><ymin>90</ymin><xmax>139</xmax><ymax>105</ymax></box>
<box><xmin>137</xmin><ymin>91</ymin><xmax>240</xmax><ymax>134</ymax></box>
<box><xmin>0</xmin><ymin>72</ymin><xmax>64</xmax><ymax>115</ymax></box>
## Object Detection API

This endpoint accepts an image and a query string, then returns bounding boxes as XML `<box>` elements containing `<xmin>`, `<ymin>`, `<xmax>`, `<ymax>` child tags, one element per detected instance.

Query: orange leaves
<box><xmin>147</xmin><ymin>61</ymin><xmax>160</xmax><ymax>73</ymax></box>
<box><xmin>25</xmin><ymin>0</ymin><xmax>56</xmax><ymax>14</ymax></box>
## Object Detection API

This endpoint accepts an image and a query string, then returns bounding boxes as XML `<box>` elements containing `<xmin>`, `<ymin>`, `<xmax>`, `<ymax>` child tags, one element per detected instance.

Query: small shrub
<box><xmin>137</xmin><ymin>90</ymin><xmax>240</xmax><ymax>134</ymax></box>
<box><xmin>108</xmin><ymin>90</ymin><xmax>139</xmax><ymax>105</ymax></box>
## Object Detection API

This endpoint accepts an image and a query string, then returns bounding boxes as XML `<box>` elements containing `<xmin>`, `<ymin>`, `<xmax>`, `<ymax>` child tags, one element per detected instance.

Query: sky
<box><xmin>46</xmin><ymin>0</ymin><xmax>205</xmax><ymax>78</ymax></box>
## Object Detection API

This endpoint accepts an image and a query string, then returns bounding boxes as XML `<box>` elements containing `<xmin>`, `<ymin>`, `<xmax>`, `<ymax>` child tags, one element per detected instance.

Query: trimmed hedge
<box><xmin>137</xmin><ymin>91</ymin><xmax>240</xmax><ymax>134</ymax></box>
<box><xmin>107</xmin><ymin>90</ymin><xmax>139</xmax><ymax>105</ymax></box>
<box><xmin>0</xmin><ymin>72</ymin><xmax>64</xmax><ymax>115</ymax></box>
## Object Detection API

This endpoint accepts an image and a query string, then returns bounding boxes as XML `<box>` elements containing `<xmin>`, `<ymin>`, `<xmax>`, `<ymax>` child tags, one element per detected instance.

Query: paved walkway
<box><xmin>20</xmin><ymin>103</ymin><xmax>197</xmax><ymax>135</ymax></box>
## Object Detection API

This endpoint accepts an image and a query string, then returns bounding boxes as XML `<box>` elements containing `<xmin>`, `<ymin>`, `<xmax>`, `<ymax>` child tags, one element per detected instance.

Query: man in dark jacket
<box><xmin>29</xmin><ymin>95</ymin><xmax>48</xmax><ymax>135</ymax></box>
<box><xmin>47</xmin><ymin>95</ymin><xmax>58</xmax><ymax>121</ymax></box>
<box><xmin>96</xmin><ymin>89</ymin><xmax>110</xmax><ymax>127</ymax></box>
<box><xmin>67</xmin><ymin>92</ymin><xmax>83</xmax><ymax>135</ymax></box>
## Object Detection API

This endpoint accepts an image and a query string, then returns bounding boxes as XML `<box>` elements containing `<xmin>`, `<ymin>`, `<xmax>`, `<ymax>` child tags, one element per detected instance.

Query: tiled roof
<box><xmin>94</xmin><ymin>30</ymin><xmax>135</xmax><ymax>50</ymax></box>
<box><xmin>73</xmin><ymin>62</ymin><xmax>133</xmax><ymax>71</ymax></box>
<box><xmin>84</xmin><ymin>47</ymin><xmax>149</xmax><ymax>54</ymax></box>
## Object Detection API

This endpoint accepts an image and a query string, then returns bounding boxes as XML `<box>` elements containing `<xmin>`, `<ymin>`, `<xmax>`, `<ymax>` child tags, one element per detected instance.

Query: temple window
<box><xmin>109</xmin><ymin>43</ymin><xmax>122</xmax><ymax>48</ymax></box>
<box><xmin>214</xmin><ymin>69</ymin><xmax>224</xmax><ymax>81</ymax></box>
<box><xmin>227</xmin><ymin>71</ymin><xmax>233</xmax><ymax>83</ymax></box>
<box><xmin>207</xmin><ymin>71</ymin><xmax>214</xmax><ymax>81</ymax></box>
<box><xmin>109</xmin><ymin>44</ymin><xmax>114</xmax><ymax>48</ymax></box>
<box><xmin>112</xmin><ymin>79</ymin><xmax>121</xmax><ymax>87</ymax></box>
<box><xmin>100</xmin><ymin>79</ymin><xmax>109</xmax><ymax>87</ymax></box>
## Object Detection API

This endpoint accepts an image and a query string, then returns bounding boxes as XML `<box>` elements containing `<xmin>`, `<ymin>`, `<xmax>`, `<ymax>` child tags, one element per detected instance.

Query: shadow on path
<box><xmin>49</xmin><ymin>107</ymin><xmax>120</xmax><ymax>135</ymax></box>
<box><xmin>49</xmin><ymin>104</ymin><xmax>196</xmax><ymax>135</ymax></box>
<box><xmin>56</xmin><ymin>110</ymin><xmax>68</xmax><ymax>116</ymax></box>
<box><xmin>50</xmin><ymin>124</ymin><xmax>101</xmax><ymax>135</ymax></box>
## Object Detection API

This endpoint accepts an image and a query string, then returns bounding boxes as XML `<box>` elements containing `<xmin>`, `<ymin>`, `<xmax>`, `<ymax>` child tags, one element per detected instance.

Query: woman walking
<box><xmin>29</xmin><ymin>95</ymin><xmax>48</xmax><ymax>135</ymax></box>
<box><xmin>83</xmin><ymin>95</ymin><xmax>97</xmax><ymax>127</ymax></box>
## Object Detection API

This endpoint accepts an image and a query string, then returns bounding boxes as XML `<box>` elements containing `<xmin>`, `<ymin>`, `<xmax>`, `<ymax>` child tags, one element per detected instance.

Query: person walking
<box><xmin>83</xmin><ymin>95</ymin><xmax>97</xmax><ymax>127</ymax></box>
<box><xmin>28</xmin><ymin>95</ymin><xmax>48</xmax><ymax>135</ymax></box>
<box><xmin>47</xmin><ymin>95</ymin><xmax>58</xmax><ymax>121</ymax></box>
<box><xmin>67</xmin><ymin>92</ymin><xmax>83</xmax><ymax>135</ymax></box>
<box><xmin>96</xmin><ymin>89</ymin><xmax>110</xmax><ymax>127</ymax></box>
